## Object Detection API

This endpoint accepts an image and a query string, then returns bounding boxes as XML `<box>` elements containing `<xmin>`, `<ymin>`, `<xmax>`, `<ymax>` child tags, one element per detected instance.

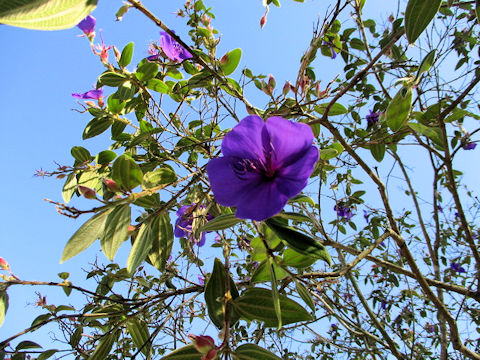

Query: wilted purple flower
<box><xmin>366</xmin><ymin>110</ymin><xmax>380</xmax><ymax>127</ymax></box>
<box><xmin>207</xmin><ymin>116</ymin><xmax>319</xmax><ymax>221</ymax></box>
<box><xmin>72</xmin><ymin>88</ymin><xmax>103</xmax><ymax>100</ymax></box>
<box><xmin>334</xmin><ymin>204</ymin><xmax>354</xmax><ymax>221</ymax></box>
<box><xmin>463</xmin><ymin>142</ymin><xmax>477</xmax><ymax>150</ymax></box>
<box><xmin>160</xmin><ymin>31</ymin><xmax>192</xmax><ymax>62</ymax></box>
<box><xmin>77</xmin><ymin>15</ymin><xmax>96</xmax><ymax>40</ymax></box>
<box><xmin>147</xmin><ymin>44</ymin><xmax>161</xmax><ymax>61</ymax></box>
<box><xmin>322</xmin><ymin>41</ymin><xmax>337</xmax><ymax>59</ymax></box>
<box><xmin>174</xmin><ymin>204</ymin><xmax>213</xmax><ymax>246</ymax></box>
<box><xmin>450</xmin><ymin>262</ymin><xmax>466</xmax><ymax>273</ymax></box>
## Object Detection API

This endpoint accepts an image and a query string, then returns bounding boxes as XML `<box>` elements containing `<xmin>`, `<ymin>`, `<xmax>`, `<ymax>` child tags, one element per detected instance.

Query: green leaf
<box><xmin>101</xmin><ymin>204</ymin><xmax>131</xmax><ymax>261</ymax></box>
<box><xmin>314</xmin><ymin>103</ymin><xmax>348</xmax><ymax>116</ymax></box>
<box><xmin>83</xmin><ymin>117</ymin><xmax>114</xmax><ymax>139</ymax></box>
<box><xmin>265</xmin><ymin>219</ymin><xmax>331</xmax><ymax>266</ymax></box>
<box><xmin>160</xmin><ymin>345</ymin><xmax>202</xmax><ymax>360</ymax></box>
<box><xmin>148</xmin><ymin>212</ymin><xmax>173</xmax><ymax>272</ymax></box>
<box><xmin>220</xmin><ymin>48</ymin><xmax>242</xmax><ymax>76</ymax></box>
<box><xmin>408</xmin><ymin>122</ymin><xmax>444</xmax><ymax>150</ymax></box>
<box><xmin>142</xmin><ymin>168</ymin><xmax>177</xmax><ymax>189</ymax></box>
<box><xmin>275</xmin><ymin>212</ymin><xmax>312</xmax><ymax>223</ymax></box>
<box><xmin>16</xmin><ymin>341</ymin><xmax>42</xmax><ymax>350</ymax></box>
<box><xmin>386</xmin><ymin>86</ymin><xmax>412</xmax><ymax>132</ymax></box>
<box><xmin>135</xmin><ymin>62</ymin><xmax>159</xmax><ymax>82</ymax></box>
<box><xmin>416</xmin><ymin>50</ymin><xmax>436</xmax><ymax>78</ymax></box>
<box><xmin>62</xmin><ymin>173</ymin><xmax>78</xmax><ymax>203</ymax></box>
<box><xmin>268</xmin><ymin>257</ymin><xmax>282</xmax><ymax>328</ymax></box>
<box><xmin>234</xmin><ymin>344</ymin><xmax>282</xmax><ymax>360</ymax></box>
<box><xmin>233</xmin><ymin>288</ymin><xmax>312</xmax><ymax>327</ymax></box>
<box><xmin>98</xmin><ymin>72</ymin><xmax>127</xmax><ymax>87</ymax></box>
<box><xmin>119</xmin><ymin>42</ymin><xmax>134</xmax><ymax>68</ymax></box>
<box><xmin>147</xmin><ymin>79</ymin><xmax>169</xmax><ymax>94</ymax></box>
<box><xmin>370</xmin><ymin>143</ymin><xmax>386</xmax><ymax>162</ymax></box>
<box><xmin>61</xmin><ymin>209</ymin><xmax>112</xmax><ymax>263</ymax></box>
<box><xmin>251</xmin><ymin>260</ymin><xmax>288</xmax><ymax>283</ymax></box>
<box><xmin>96</xmin><ymin>150</ymin><xmax>117</xmax><ymax>165</ymax></box>
<box><xmin>476</xmin><ymin>0</ymin><xmax>480</xmax><ymax>25</ymax></box>
<box><xmin>89</xmin><ymin>332</ymin><xmax>117</xmax><ymax>360</ymax></box>
<box><xmin>127</xmin><ymin>220</ymin><xmax>154</xmax><ymax>274</ymax></box>
<box><xmin>0</xmin><ymin>0</ymin><xmax>97</xmax><ymax>30</ymax></box>
<box><xmin>281</xmin><ymin>248</ymin><xmax>316</xmax><ymax>268</ymax></box>
<box><xmin>114</xmin><ymin>81</ymin><xmax>136</xmax><ymax>100</ymax></box>
<box><xmin>111</xmin><ymin>154</ymin><xmax>143</xmax><ymax>191</ymax></box>
<box><xmin>405</xmin><ymin>0</ymin><xmax>442</xmax><ymax>44</ymax></box>
<box><xmin>127</xmin><ymin>318</ymin><xmax>151</xmax><ymax>356</ymax></box>
<box><xmin>37</xmin><ymin>349</ymin><xmax>59</xmax><ymax>360</ymax></box>
<box><xmin>295</xmin><ymin>281</ymin><xmax>315</xmax><ymax>313</ymax></box>
<box><xmin>0</xmin><ymin>291</ymin><xmax>8</xmax><ymax>327</ymax></box>
<box><xmin>71</xmin><ymin>146</ymin><xmax>92</xmax><ymax>163</ymax></box>
<box><xmin>204</xmin><ymin>258</ymin><xmax>239</xmax><ymax>328</ymax></box>
<box><xmin>198</xmin><ymin>213</ymin><xmax>243</xmax><ymax>232</ymax></box>
<box><xmin>133</xmin><ymin>193</ymin><xmax>161</xmax><ymax>208</ymax></box>
<box><xmin>107</xmin><ymin>95</ymin><xmax>125</xmax><ymax>115</ymax></box>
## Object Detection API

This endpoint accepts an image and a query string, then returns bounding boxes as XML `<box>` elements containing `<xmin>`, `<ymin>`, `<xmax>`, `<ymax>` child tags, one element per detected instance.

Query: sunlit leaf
<box><xmin>405</xmin><ymin>0</ymin><xmax>442</xmax><ymax>44</ymax></box>
<box><xmin>220</xmin><ymin>48</ymin><xmax>242</xmax><ymax>76</ymax></box>
<box><xmin>101</xmin><ymin>204</ymin><xmax>131</xmax><ymax>261</ymax></box>
<box><xmin>234</xmin><ymin>344</ymin><xmax>282</xmax><ymax>360</ymax></box>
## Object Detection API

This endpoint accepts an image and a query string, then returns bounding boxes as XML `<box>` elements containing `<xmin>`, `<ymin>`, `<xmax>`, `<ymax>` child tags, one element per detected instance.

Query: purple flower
<box><xmin>363</xmin><ymin>210</ymin><xmax>370</xmax><ymax>223</ymax></box>
<box><xmin>198</xmin><ymin>275</ymin><xmax>205</xmax><ymax>285</ymax></box>
<box><xmin>322</xmin><ymin>41</ymin><xmax>337</xmax><ymax>59</ymax></box>
<box><xmin>334</xmin><ymin>204</ymin><xmax>354</xmax><ymax>221</ymax></box>
<box><xmin>147</xmin><ymin>44</ymin><xmax>161</xmax><ymax>61</ymax></box>
<box><xmin>72</xmin><ymin>88</ymin><xmax>103</xmax><ymax>100</ymax></box>
<box><xmin>77</xmin><ymin>15</ymin><xmax>96</xmax><ymax>40</ymax></box>
<box><xmin>160</xmin><ymin>31</ymin><xmax>192</xmax><ymax>62</ymax></box>
<box><xmin>450</xmin><ymin>262</ymin><xmax>466</xmax><ymax>273</ymax></box>
<box><xmin>174</xmin><ymin>204</ymin><xmax>212</xmax><ymax>246</ymax></box>
<box><xmin>206</xmin><ymin>116</ymin><xmax>319</xmax><ymax>221</ymax></box>
<box><xmin>366</xmin><ymin>110</ymin><xmax>380</xmax><ymax>127</ymax></box>
<box><xmin>463</xmin><ymin>142</ymin><xmax>477</xmax><ymax>150</ymax></box>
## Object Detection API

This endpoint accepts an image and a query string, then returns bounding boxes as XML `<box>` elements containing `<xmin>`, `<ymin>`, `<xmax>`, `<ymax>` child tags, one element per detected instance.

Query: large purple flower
<box><xmin>207</xmin><ymin>116</ymin><xmax>318</xmax><ymax>221</ymax></box>
<box><xmin>160</xmin><ymin>32</ymin><xmax>192</xmax><ymax>62</ymax></box>
<box><xmin>72</xmin><ymin>88</ymin><xmax>103</xmax><ymax>100</ymax></box>
<box><xmin>77</xmin><ymin>15</ymin><xmax>96</xmax><ymax>40</ymax></box>
<box><xmin>174</xmin><ymin>204</ymin><xmax>212</xmax><ymax>246</ymax></box>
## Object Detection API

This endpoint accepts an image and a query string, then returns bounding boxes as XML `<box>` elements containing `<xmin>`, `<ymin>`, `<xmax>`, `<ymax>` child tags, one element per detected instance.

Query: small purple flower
<box><xmin>72</xmin><ymin>88</ymin><xmax>103</xmax><ymax>100</ymax></box>
<box><xmin>463</xmin><ymin>142</ymin><xmax>477</xmax><ymax>150</ymax></box>
<box><xmin>160</xmin><ymin>31</ymin><xmax>192</xmax><ymax>62</ymax></box>
<box><xmin>366</xmin><ymin>110</ymin><xmax>380</xmax><ymax>127</ymax></box>
<box><xmin>363</xmin><ymin>210</ymin><xmax>370</xmax><ymax>223</ymax></box>
<box><xmin>77</xmin><ymin>15</ymin><xmax>96</xmax><ymax>40</ymax></box>
<box><xmin>198</xmin><ymin>275</ymin><xmax>205</xmax><ymax>285</ymax></box>
<box><xmin>207</xmin><ymin>116</ymin><xmax>319</xmax><ymax>221</ymax></box>
<box><xmin>334</xmin><ymin>204</ymin><xmax>354</xmax><ymax>221</ymax></box>
<box><xmin>174</xmin><ymin>204</ymin><xmax>212</xmax><ymax>246</ymax></box>
<box><xmin>322</xmin><ymin>41</ymin><xmax>337</xmax><ymax>59</ymax></box>
<box><xmin>147</xmin><ymin>44</ymin><xmax>161</xmax><ymax>61</ymax></box>
<box><xmin>450</xmin><ymin>262</ymin><xmax>466</xmax><ymax>273</ymax></box>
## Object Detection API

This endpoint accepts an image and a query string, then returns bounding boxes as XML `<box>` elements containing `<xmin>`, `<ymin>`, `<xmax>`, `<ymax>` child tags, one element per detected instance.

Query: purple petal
<box><xmin>207</xmin><ymin>157</ymin><xmax>262</xmax><ymax>207</ymax></box>
<box><xmin>77</xmin><ymin>15</ymin><xmax>96</xmax><ymax>35</ymax></box>
<box><xmin>160</xmin><ymin>32</ymin><xmax>192</xmax><ymax>62</ymax></box>
<box><xmin>72</xmin><ymin>88</ymin><xmax>103</xmax><ymax>100</ymax></box>
<box><xmin>221</xmin><ymin>115</ymin><xmax>265</xmax><ymax>160</ymax></box>
<box><xmin>264</xmin><ymin>117</ymin><xmax>315</xmax><ymax>168</ymax></box>
<box><xmin>234</xmin><ymin>181</ymin><xmax>290</xmax><ymax>221</ymax></box>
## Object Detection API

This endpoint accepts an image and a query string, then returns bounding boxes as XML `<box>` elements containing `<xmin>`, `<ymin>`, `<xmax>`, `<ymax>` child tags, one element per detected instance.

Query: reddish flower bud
<box><xmin>113</xmin><ymin>46</ymin><xmax>121</xmax><ymax>62</ymax></box>
<box><xmin>78</xmin><ymin>185</ymin><xmax>97</xmax><ymax>199</ymax></box>
<box><xmin>189</xmin><ymin>335</ymin><xmax>215</xmax><ymax>355</ymax></box>
<box><xmin>127</xmin><ymin>225</ymin><xmax>136</xmax><ymax>233</ymax></box>
<box><xmin>267</xmin><ymin>74</ymin><xmax>276</xmax><ymax>90</ymax></box>
<box><xmin>282</xmin><ymin>81</ymin><xmax>292</xmax><ymax>96</ymax></box>
<box><xmin>202</xmin><ymin>348</ymin><xmax>218</xmax><ymax>360</ymax></box>
<box><xmin>260</xmin><ymin>11</ymin><xmax>268</xmax><ymax>28</ymax></box>
<box><xmin>103</xmin><ymin>178</ymin><xmax>120</xmax><ymax>192</ymax></box>
<box><xmin>0</xmin><ymin>257</ymin><xmax>10</xmax><ymax>271</ymax></box>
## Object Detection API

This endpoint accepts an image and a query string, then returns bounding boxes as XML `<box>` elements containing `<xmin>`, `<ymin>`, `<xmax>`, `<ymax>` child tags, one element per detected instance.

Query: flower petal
<box><xmin>77</xmin><ymin>15</ymin><xmax>96</xmax><ymax>35</ymax></box>
<box><xmin>221</xmin><ymin>115</ymin><xmax>265</xmax><ymax>160</ymax></box>
<box><xmin>235</xmin><ymin>181</ymin><xmax>289</xmax><ymax>221</ymax></box>
<box><xmin>207</xmin><ymin>156</ymin><xmax>262</xmax><ymax>207</ymax></box>
<box><xmin>264</xmin><ymin>116</ymin><xmax>315</xmax><ymax>167</ymax></box>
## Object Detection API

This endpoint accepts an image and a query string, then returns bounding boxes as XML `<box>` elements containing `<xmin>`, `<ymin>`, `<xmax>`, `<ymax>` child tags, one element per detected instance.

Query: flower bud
<box><xmin>78</xmin><ymin>185</ymin><xmax>97</xmax><ymax>199</ymax></box>
<box><xmin>103</xmin><ymin>178</ymin><xmax>121</xmax><ymax>192</ymax></box>
<box><xmin>0</xmin><ymin>257</ymin><xmax>10</xmax><ymax>271</ymax></box>
<box><xmin>260</xmin><ymin>12</ymin><xmax>268</xmax><ymax>28</ymax></box>
<box><xmin>202</xmin><ymin>348</ymin><xmax>218</xmax><ymax>360</ymax></box>
<box><xmin>189</xmin><ymin>335</ymin><xmax>215</xmax><ymax>355</ymax></box>
<box><xmin>267</xmin><ymin>74</ymin><xmax>276</xmax><ymax>90</ymax></box>
<box><xmin>113</xmin><ymin>46</ymin><xmax>121</xmax><ymax>62</ymax></box>
<box><xmin>282</xmin><ymin>81</ymin><xmax>292</xmax><ymax>96</ymax></box>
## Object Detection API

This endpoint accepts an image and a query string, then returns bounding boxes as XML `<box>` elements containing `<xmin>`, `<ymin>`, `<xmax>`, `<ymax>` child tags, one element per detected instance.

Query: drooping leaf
<box><xmin>204</xmin><ymin>258</ymin><xmax>239</xmax><ymax>328</ymax></box>
<box><xmin>265</xmin><ymin>219</ymin><xmax>331</xmax><ymax>265</ymax></box>
<box><xmin>220</xmin><ymin>48</ymin><xmax>242</xmax><ymax>76</ymax></box>
<box><xmin>198</xmin><ymin>213</ymin><xmax>243</xmax><ymax>232</ymax></box>
<box><xmin>234</xmin><ymin>344</ymin><xmax>282</xmax><ymax>360</ymax></box>
<box><xmin>127</xmin><ymin>220</ymin><xmax>154</xmax><ymax>274</ymax></box>
<box><xmin>232</xmin><ymin>288</ymin><xmax>312</xmax><ymax>327</ymax></box>
<box><xmin>148</xmin><ymin>212</ymin><xmax>174</xmax><ymax>272</ymax></box>
<box><xmin>61</xmin><ymin>209</ymin><xmax>112</xmax><ymax>263</ymax></box>
<box><xmin>101</xmin><ymin>204</ymin><xmax>131</xmax><ymax>261</ymax></box>
<box><xmin>295</xmin><ymin>281</ymin><xmax>316</xmax><ymax>313</ymax></box>
<box><xmin>111</xmin><ymin>154</ymin><xmax>143</xmax><ymax>191</ymax></box>
<box><xmin>268</xmin><ymin>257</ymin><xmax>282</xmax><ymax>328</ymax></box>
<box><xmin>416</xmin><ymin>49</ymin><xmax>436</xmax><ymax>79</ymax></box>
<box><xmin>160</xmin><ymin>345</ymin><xmax>202</xmax><ymax>360</ymax></box>
<box><xmin>89</xmin><ymin>331</ymin><xmax>117</xmax><ymax>360</ymax></box>
<box><xmin>409</xmin><ymin>122</ymin><xmax>444</xmax><ymax>150</ymax></box>
<box><xmin>405</xmin><ymin>0</ymin><xmax>442</xmax><ymax>44</ymax></box>
<box><xmin>127</xmin><ymin>318</ymin><xmax>151</xmax><ymax>356</ymax></box>
<box><xmin>386</xmin><ymin>86</ymin><xmax>412</xmax><ymax>132</ymax></box>
<box><xmin>0</xmin><ymin>0</ymin><xmax>97</xmax><ymax>30</ymax></box>
<box><xmin>0</xmin><ymin>291</ymin><xmax>8</xmax><ymax>327</ymax></box>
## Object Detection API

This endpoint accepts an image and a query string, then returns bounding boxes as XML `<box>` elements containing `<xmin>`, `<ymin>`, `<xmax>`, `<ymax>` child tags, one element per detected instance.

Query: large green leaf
<box><xmin>0</xmin><ymin>0</ymin><xmax>97</xmax><ymax>30</ymax></box>
<box><xmin>405</xmin><ymin>0</ymin><xmax>442</xmax><ymax>44</ymax></box>
<box><xmin>232</xmin><ymin>288</ymin><xmax>312</xmax><ymax>327</ymax></box>
<box><xmin>127</xmin><ymin>318</ymin><xmax>151</xmax><ymax>356</ymax></box>
<box><xmin>61</xmin><ymin>209</ymin><xmax>112</xmax><ymax>263</ymax></box>
<box><xmin>101</xmin><ymin>204</ymin><xmax>131</xmax><ymax>261</ymax></box>
<box><xmin>386</xmin><ymin>86</ymin><xmax>412</xmax><ymax>132</ymax></box>
<box><xmin>0</xmin><ymin>290</ymin><xmax>8</xmax><ymax>327</ymax></box>
<box><xmin>89</xmin><ymin>331</ymin><xmax>116</xmax><ymax>360</ymax></box>
<box><xmin>160</xmin><ymin>345</ymin><xmax>202</xmax><ymax>360</ymax></box>
<box><xmin>251</xmin><ymin>260</ymin><xmax>288</xmax><ymax>283</ymax></box>
<box><xmin>204</xmin><ymin>258</ymin><xmax>239</xmax><ymax>328</ymax></box>
<box><xmin>234</xmin><ymin>344</ymin><xmax>281</xmax><ymax>360</ymax></box>
<box><xmin>148</xmin><ymin>212</ymin><xmax>174</xmax><ymax>272</ymax></box>
<box><xmin>111</xmin><ymin>154</ymin><xmax>143</xmax><ymax>191</ymax></box>
<box><xmin>220</xmin><ymin>48</ymin><xmax>242</xmax><ymax>76</ymax></box>
<box><xmin>142</xmin><ymin>168</ymin><xmax>177</xmax><ymax>189</ymax></box>
<box><xmin>127</xmin><ymin>221</ymin><xmax>154</xmax><ymax>274</ymax></box>
<box><xmin>198</xmin><ymin>213</ymin><xmax>243</xmax><ymax>232</ymax></box>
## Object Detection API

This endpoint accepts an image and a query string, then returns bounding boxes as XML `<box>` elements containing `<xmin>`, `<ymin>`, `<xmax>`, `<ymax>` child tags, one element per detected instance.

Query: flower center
<box><xmin>232</xmin><ymin>157</ymin><xmax>277</xmax><ymax>181</ymax></box>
